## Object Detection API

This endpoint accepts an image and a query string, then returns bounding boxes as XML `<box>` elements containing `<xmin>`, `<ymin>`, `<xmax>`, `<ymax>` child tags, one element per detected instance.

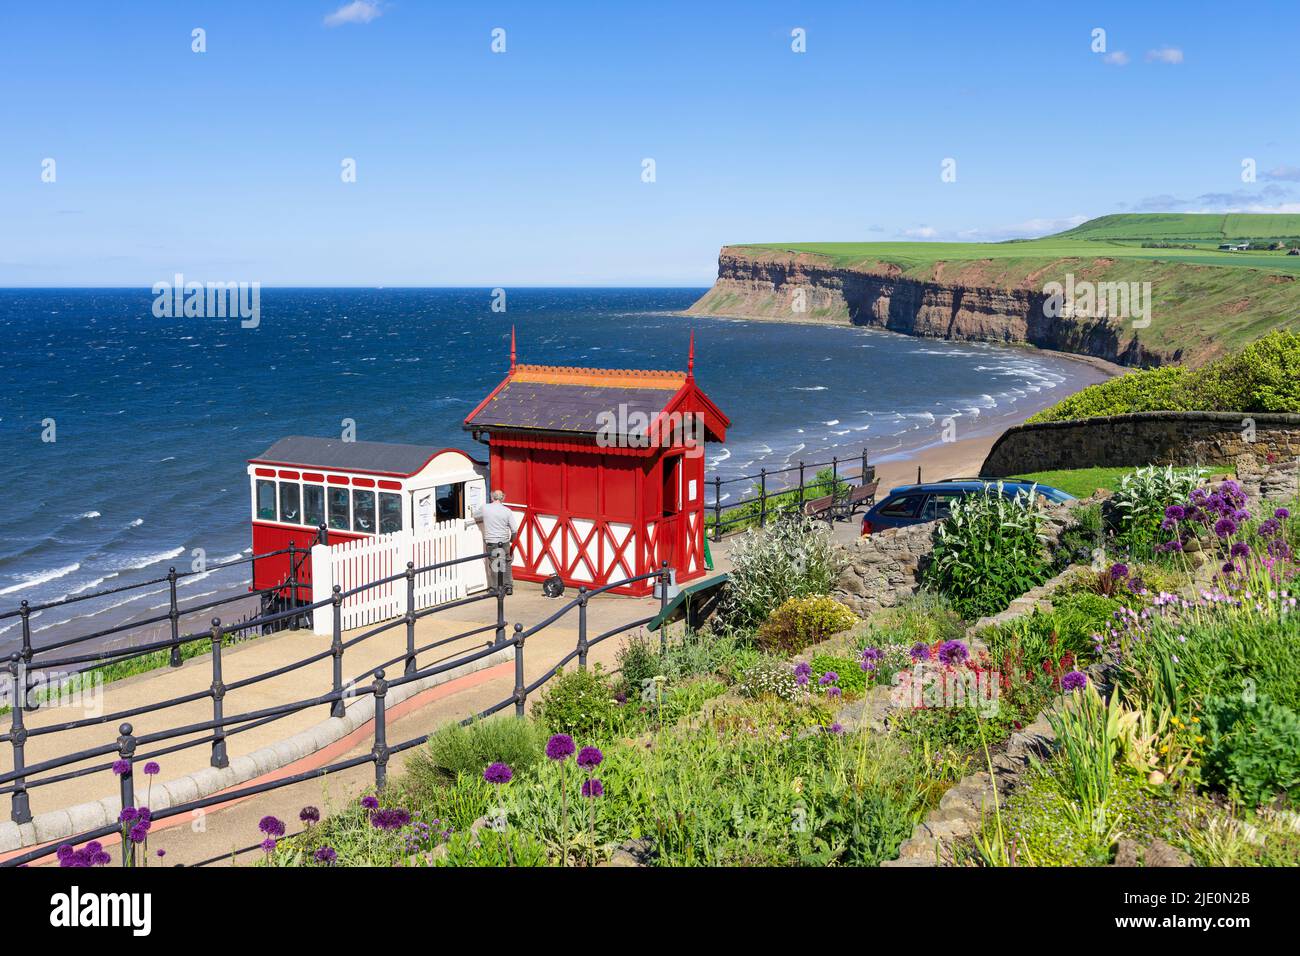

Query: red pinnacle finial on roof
<box><xmin>687</xmin><ymin>329</ymin><xmax>695</xmax><ymax>381</ymax></box>
<box><xmin>510</xmin><ymin>325</ymin><xmax>517</xmax><ymax>371</ymax></box>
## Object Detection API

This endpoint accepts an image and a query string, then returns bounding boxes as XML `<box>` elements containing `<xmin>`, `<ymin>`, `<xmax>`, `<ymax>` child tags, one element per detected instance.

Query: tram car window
<box><xmin>328</xmin><ymin>487</ymin><xmax>350</xmax><ymax>530</ymax></box>
<box><xmin>303</xmin><ymin>484</ymin><xmax>325</xmax><ymax>528</ymax></box>
<box><xmin>352</xmin><ymin>489</ymin><xmax>376</xmax><ymax>533</ymax></box>
<box><xmin>435</xmin><ymin>482</ymin><xmax>463</xmax><ymax>522</ymax></box>
<box><xmin>279</xmin><ymin>482</ymin><xmax>301</xmax><ymax>524</ymax></box>
<box><xmin>256</xmin><ymin>480</ymin><xmax>276</xmax><ymax>521</ymax></box>
<box><xmin>379</xmin><ymin>492</ymin><xmax>403</xmax><ymax>534</ymax></box>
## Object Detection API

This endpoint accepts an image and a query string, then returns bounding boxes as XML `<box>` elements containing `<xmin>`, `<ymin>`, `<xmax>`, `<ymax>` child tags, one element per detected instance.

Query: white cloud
<box><xmin>324</xmin><ymin>1</ymin><xmax>382</xmax><ymax>27</ymax></box>
<box><xmin>1102</xmin><ymin>51</ymin><xmax>1130</xmax><ymax>66</ymax></box>
<box><xmin>902</xmin><ymin>226</ymin><xmax>938</xmax><ymax>239</ymax></box>
<box><xmin>1145</xmin><ymin>47</ymin><xmax>1184</xmax><ymax>64</ymax></box>
<box><xmin>1263</xmin><ymin>165</ymin><xmax>1300</xmax><ymax>183</ymax></box>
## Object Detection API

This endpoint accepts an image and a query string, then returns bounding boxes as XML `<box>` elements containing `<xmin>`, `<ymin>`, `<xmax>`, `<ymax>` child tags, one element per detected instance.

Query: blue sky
<box><xmin>2</xmin><ymin>0</ymin><xmax>1297</xmax><ymax>286</ymax></box>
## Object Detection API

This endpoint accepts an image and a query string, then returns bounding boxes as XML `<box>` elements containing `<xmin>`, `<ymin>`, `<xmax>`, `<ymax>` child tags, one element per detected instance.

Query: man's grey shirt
<box><xmin>477</xmin><ymin>500</ymin><xmax>522</xmax><ymax>543</ymax></box>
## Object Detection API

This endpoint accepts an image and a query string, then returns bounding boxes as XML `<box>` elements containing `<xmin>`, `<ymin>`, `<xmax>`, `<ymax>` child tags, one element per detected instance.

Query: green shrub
<box><xmin>737</xmin><ymin>657</ymin><xmax>804</xmax><ymax>701</ymax></box>
<box><xmin>921</xmin><ymin>485</ymin><xmax>1051</xmax><ymax>620</ymax></box>
<box><xmin>1054</xmin><ymin>502</ymin><xmax>1105</xmax><ymax>569</ymax></box>
<box><xmin>810</xmin><ymin>654</ymin><xmax>868</xmax><ymax>695</ymax></box>
<box><xmin>1028</xmin><ymin>330</ymin><xmax>1300</xmax><ymax>423</ymax></box>
<box><xmin>1110</xmin><ymin>465</ymin><xmax>1203</xmax><ymax>555</ymax></box>
<box><xmin>615</xmin><ymin>632</ymin><xmax>663</xmax><ymax>693</ymax></box>
<box><xmin>721</xmin><ymin>515</ymin><xmax>844</xmax><ymax>630</ymax></box>
<box><xmin>530</xmin><ymin>666</ymin><xmax>622</xmax><ymax>740</ymax></box>
<box><xmin>1200</xmin><ymin>694</ymin><xmax>1300</xmax><ymax>808</ymax></box>
<box><xmin>867</xmin><ymin>592</ymin><xmax>967</xmax><ymax>648</ymax></box>
<box><xmin>415</xmin><ymin>717</ymin><xmax>546</xmax><ymax>782</ymax></box>
<box><xmin>756</xmin><ymin>594</ymin><xmax>858</xmax><ymax>653</ymax></box>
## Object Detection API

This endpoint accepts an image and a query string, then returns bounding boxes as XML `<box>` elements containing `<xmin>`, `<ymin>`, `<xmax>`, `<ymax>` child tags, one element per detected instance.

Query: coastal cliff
<box><xmin>687</xmin><ymin>247</ymin><xmax>1168</xmax><ymax>366</ymax></box>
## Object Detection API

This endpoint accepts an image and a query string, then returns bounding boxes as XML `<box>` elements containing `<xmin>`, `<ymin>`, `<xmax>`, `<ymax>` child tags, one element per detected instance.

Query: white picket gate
<box><xmin>310</xmin><ymin>520</ymin><xmax>488</xmax><ymax>635</ymax></box>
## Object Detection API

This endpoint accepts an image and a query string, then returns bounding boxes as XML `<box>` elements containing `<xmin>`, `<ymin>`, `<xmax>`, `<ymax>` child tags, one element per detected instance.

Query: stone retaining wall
<box><xmin>980</xmin><ymin>410</ymin><xmax>1300</xmax><ymax>477</ymax></box>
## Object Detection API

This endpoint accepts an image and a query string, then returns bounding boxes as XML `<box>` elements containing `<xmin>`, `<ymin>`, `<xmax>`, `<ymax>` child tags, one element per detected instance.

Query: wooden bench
<box><xmin>801</xmin><ymin>480</ymin><xmax>878</xmax><ymax>521</ymax></box>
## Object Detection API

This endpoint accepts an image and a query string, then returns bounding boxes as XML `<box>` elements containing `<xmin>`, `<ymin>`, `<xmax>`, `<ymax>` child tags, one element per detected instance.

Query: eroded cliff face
<box><xmin>687</xmin><ymin>247</ymin><xmax>1172</xmax><ymax>366</ymax></box>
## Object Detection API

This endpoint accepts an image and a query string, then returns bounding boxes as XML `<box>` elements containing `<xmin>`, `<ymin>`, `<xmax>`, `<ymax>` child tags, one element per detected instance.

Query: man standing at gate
<box><xmin>474</xmin><ymin>489</ymin><xmax>521</xmax><ymax>594</ymax></box>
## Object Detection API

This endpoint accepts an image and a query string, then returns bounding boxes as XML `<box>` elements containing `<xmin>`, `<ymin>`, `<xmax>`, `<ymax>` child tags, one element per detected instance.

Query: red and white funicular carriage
<box><xmin>464</xmin><ymin>334</ymin><xmax>729</xmax><ymax>596</ymax></box>
<box><xmin>247</xmin><ymin>437</ymin><xmax>488</xmax><ymax>626</ymax></box>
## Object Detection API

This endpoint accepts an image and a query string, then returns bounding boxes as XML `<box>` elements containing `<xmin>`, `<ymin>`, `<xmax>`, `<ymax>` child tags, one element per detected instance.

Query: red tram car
<box><xmin>247</xmin><ymin>436</ymin><xmax>486</xmax><ymax>617</ymax></box>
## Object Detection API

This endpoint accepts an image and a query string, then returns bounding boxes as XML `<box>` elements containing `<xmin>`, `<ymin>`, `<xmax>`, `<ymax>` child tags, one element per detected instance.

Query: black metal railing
<box><xmin>706</xmin><ymin>446</ymin><xmax>875</xmax><ymax>540</ymax></box>
<box><xmin>0</xmin><ymin>548</ymin><xmax>672</xmax><ymax>867</ymax></box>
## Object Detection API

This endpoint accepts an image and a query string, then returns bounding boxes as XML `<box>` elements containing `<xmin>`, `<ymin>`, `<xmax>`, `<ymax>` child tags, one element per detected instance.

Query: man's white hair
<box><xmin>491</xmin><ymin>489</ymin><xmax>506</xmax><ymax>502</ymax></box>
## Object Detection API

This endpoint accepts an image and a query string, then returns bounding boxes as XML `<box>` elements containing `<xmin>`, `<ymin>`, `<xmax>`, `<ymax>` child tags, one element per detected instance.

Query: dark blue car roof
<box><xmin>883</xmin><ymin>480</ymin><xmax>1074</xmax><ymax>500</ymax></box>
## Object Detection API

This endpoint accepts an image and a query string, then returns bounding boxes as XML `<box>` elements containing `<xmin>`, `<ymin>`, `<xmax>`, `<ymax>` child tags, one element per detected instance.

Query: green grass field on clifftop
<box><xmin>725</xmin><ymin>214</ymin><xmax>1300</xmax><ymax>363</ymax></box>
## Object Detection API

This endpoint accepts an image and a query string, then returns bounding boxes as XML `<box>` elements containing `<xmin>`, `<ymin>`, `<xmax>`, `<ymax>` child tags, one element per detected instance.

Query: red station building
<box><xmin>464</xmin><ymin>331</ymin><xmax>729</xmax><ymax>596</ymax></box>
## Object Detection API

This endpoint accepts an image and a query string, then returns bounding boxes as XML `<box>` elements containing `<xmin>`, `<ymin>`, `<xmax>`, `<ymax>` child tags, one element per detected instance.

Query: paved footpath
<box><xmin>2</xmin><ymin>579</ymin><xmax>666</xmax><ymax>866</ymax></box>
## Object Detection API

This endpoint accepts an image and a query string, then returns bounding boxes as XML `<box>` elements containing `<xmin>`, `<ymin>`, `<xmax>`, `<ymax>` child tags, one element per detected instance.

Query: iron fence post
<box><xmin>330</xmin><ymin>585</ymin><xmax>345</xmax><ymax>718</ymax></box>
<box><xmin>832</xmin><ymin>455</ymin><xmax>839</xmax><ymax>492</ymax></box>
<box><xmin>493</xmin><ymin>547</ymin><xmax>507</xmax><ymax>646</ymax></box>
<box><xmin>166</xmin><ymin>568</ymin><xmax>182</xmax><ymax>667</ymax></box>
<box><xmin>7</xmin><ymin>654</ymin><xmax>30</xmax><ymax>824</ymax></box>
<box><xmin>116</xmin><ymin>722</ymin><xmax>135</xmax><ymax>866</ymax></box>
<box><xmin>712</xmin><ymin>476</ymin><xmax>722</xmax><ymax>542</ymax></box>
<box><xmin>19</xmin><ymin>600</ymin><xmax>35</xmax><ymax>712</ymax></box>
<box><xmin>759</xmin><ymin>468</ymin><xmax>767</xmax><ymax>528</ymax></box>
<box><xmin>659</xmin><ymin>561</ymin><xmax>670</xmax><ymax>654</ymax></box>
<box><xmin>318</xmin><ymin>523</ymin><xmax>329</xmax><ymax>547</ymax></box>
<box><xmin>798</xmin><ymin>461</ymin><xmax>805</xmax><ymax>509</ymax></box>
<box><xmin>512</xmin><ymin>623</ymin><xmax>525</xmax><ymax>718</ymax></box>
<box><xmin>577</xmin><ymin>587</ymin><xmax>589</xmax><ymax>671</ymax></box>
<box><xmin>372</xmin><ymin>669</ymin><xmax>389</xmax><ymax>792</ymax></box>
<box><xmin>209</xmin><ymin>619</ymin><xmax>228</xmax><ymax>769</ymax></box>
<box><xmin>861</xmin><ymin>447</ymin><xmax>868</xmax><ymax>483</ymax></box>
<box><xmin>404</xmin><ymin>561</ymin><xmax>416</xmax><ymax>675</ymax></box>
<box><xmin>287</xmin><ymin>542</ymin><xmax>298</xmax><ymax>630</ymax></box>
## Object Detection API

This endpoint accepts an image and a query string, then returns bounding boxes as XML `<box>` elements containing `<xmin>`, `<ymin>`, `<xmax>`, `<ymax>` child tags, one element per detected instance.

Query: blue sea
<box><xmin>0</xmin><ymin>288</ymin><xmax>1105</xmax><ymax>653</ymax></box>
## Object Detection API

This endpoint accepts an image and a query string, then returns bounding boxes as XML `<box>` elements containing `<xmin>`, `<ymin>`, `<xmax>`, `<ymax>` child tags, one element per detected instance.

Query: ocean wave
<box><xmin>0</xmin><ymin>563</ymin><xmax>81</xmax><ymax>596</ymax></box>
<box><xmin>109</xmin><ymin>547</ymin><xmax>185</xmax><ymax>573</ymax></box>
<box><xmin>78</xmin><ymin>511</ymin><xmax>102</xmax><ymax>520</ymax></box>
<box><xmin>793</xmin><ymin>386</ymin><xmax>827</xmax><ymax>392</ymax></box>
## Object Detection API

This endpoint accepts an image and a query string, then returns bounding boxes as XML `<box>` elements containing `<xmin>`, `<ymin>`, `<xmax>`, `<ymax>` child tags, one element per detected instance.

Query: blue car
<box><xmin>860</xmin><ymin>479</ymin><xmax>1074</xmax><ymax>535</ymax></box>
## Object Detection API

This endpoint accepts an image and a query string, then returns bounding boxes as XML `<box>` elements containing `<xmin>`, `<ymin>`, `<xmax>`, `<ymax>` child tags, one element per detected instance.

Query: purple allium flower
<box><xmin>314</xmin><ymin>845</ymin><xmax>337</xmax><ymax>865</ymax></box>
<box><xmin>1164</xmin><ymin>505</ymin><xmax>1185</xmax><ymax>521</ymax></box>
<box><xmin>299</xmin><ymin>806</ymin><xmax>320</xmax><ymax>824</ymax></box>
<box><xmin>909</xmin><ymin>642</ymin><xmax>932</xmax><ymax>661</ymax></box>
<box><xmin>793</xmin><ymin>660</ymin><xmax>811</xmax><ymax>686</ymax></box>
<box><xmin>1260</xmin><ymin>518</ymin><xmax>1281</xmax><ymax>537</ymax></box>
<box><xmin>1275</xmin><ymin>507</ymin><xmax>1290</xmax><ymax>520</ymax></box>
<box><xmin>370</xmin><ymin>808</ymin><xmax>411</xmax><ymax>831</ymax></box>
<box><xmin>1108</xmin><ymin>563</ymin><xmax>1129</xmax><ymax>580</ymax></box>
<box><xmin>1214</xmin><ymin>517</ymin><xmax>1238</xmax><ymax>538</ymax></box>
<box><xmin>156</xmin><ymin>849</ymin><xmax>166</xmax><ymax>859</ymax></box>
<box><xmin>828</xmin><ymin>722</ymin><xmax>845</xmax><ymax>735</ymax></box>
<box><xmin>576</xmin><ymin>746</ymin><xmax>603</xmax><ymax>771</ymax></box>
<box><xmin>111</xmin><ymin>760</ymin><xmax>130</xmax><ymax>776</ymax></box>
<box><xmin>56</xmin><ymin>844</ymin><xmax>74</xmax><ymax>861</ymax></box>
<box><xmin>825</xmin><ymin>686</ymin><xmax>842</xmax><ymax>698</ymax></box>
<box><xmin>128</xmin><ymin>823</ymin><xmax>149</xmax><ymax>844</ymax></box>
<box><xmin>360</xmin><ymin>795</ymin><xmax>379</xmax><ymax>810</ymax></box>
<box><xmin>258</xmin><ymin>815</ymin><xmax>286</xmax><ymax>838</ymax></box>
<box><xmin>118</xmin><ymin>806</ymin><xmax>139</xmax><ymax>824</ymax></box>
<box><xmin>614</xmin><ymin>691</ymin><xmax>627</xmax><ymax>705</ymax></box>
<box><xmin>483</xmin><ymin>762</ymin><xmax>514</xmax><ymax>785</ymax></box>
<box><xmin>1230</xmin><ymin>541</ymin><xmax>1250</xmax><ymax>558</ymax></box>
<box><xmin>260</xmin><ymin>838</ymin><xmax>277</xmax><ymax>854</ymax></box>
<box><xmin>142</xmin><ymin>761</ymin><xmax>160</xmax><ymax>776</ymax></box>
<box><xmin>937</xmin><ymin>640</ymin><xmax>969</xmax><ymax>666</ymax></box>
<box><xmin>581</xmin><ymin>778</ymin><xmax>604</xmax><ymax>799</ymax></box>
<box><xmin>1061</xmin><ymin>671</ymin><xmax>1088</xmax><ymax>692</ymax></box>
<box><xmin>818</xmin><ymin>671</ymin><xmax>839</xmax><ymax>686</ymax></box>
<box><xmin>92</xmin><ymin>851</ymin><xmax>112</xmax><ymax>866</ymax></box>
<box><xmin>545</xmin><ymin>733</ymin><xmax>575</xmax><ymax>761</ymax></box>
<box><xmin>860</xmin><ymin>647</ymin><xmax>882</xmax><ymax>671</ymax></box>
